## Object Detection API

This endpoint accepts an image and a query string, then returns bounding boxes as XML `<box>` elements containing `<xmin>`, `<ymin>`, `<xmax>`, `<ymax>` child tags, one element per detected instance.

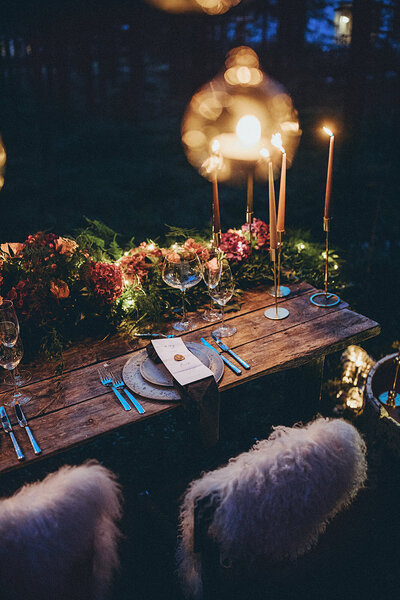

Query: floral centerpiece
<box><xmin>0</xmin><ymin>218</ymin><xmax>344</xmax><ymax>359</ymax></box>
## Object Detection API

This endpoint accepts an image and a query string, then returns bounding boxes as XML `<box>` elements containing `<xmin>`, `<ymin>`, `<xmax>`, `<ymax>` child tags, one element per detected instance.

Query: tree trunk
<box><xmin>345</xmin><ymin>0</ymin><xmax>374</xmax><ymax>132</ymax></box>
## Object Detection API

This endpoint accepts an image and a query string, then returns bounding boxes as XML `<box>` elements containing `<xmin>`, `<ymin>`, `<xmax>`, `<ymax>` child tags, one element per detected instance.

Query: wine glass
<box><xmin>0</xmin><ymin>328</ymin><xmax>30</xmax><ymax>406</ymax></box>
<box><xmin>0</xmin><ymin>299</ymin><xmax>31</xmax><ymax>386</ymax></box>
<box><xmin>201</xmin><ymin>249</ymin><xmax>223</xmax><ymax>322</ymax></box>
<box><xmin>162</xmin><ymin>247</ymin><xmax>202</xmax><ymax>331</ymax></box>
<box><xmin>0</xmin><ymin>300</ymin><xmax>19</xmax><ymax>332</ymax></box>
<box><xmin>208</xmin><ymin>259</ymin><xmax>237</xmax><ymax>338</ymax></box>
<box><xmin>0</xmin><ymin>320</ymin><xmax>19</xmax><ymax>348</ymax></box>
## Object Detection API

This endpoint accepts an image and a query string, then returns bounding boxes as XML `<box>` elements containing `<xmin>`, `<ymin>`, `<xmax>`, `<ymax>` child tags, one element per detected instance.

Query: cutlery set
<box><xmin>2</xmin><ymin>338</ymin><xmax>245</xmax><ymax>461</ymax></box>
<box><xmin>98</xmin><ymin>367</ymin><xmax>145</xmax><ymax>414</ymax></box>
<box><xmin>201</xmin><ymin>334</ymin><xmax>250</xmax><ymax>376</ymax></box>
<box><xmin>0</xmin><ymin>403</ymin><xmax>41</xmax><ymax>461</ymax></box>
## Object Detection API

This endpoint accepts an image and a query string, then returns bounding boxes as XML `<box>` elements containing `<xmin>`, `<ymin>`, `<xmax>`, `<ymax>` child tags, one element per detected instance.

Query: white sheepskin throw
<box><xmin>0</xmin><ymin>460</ymin><xmax>123</xmax><ymax>600</ymax></box>
<box><xmin>177</xmin><ymin>417</ymin><xmax>367</xmax><ymax>599</ymax></box>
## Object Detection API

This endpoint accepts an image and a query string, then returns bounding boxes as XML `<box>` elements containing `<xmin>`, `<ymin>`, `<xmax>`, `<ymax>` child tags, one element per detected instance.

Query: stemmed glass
<box><xmin>162</xmin><ymin>247</ymin><xmax>202</xmax><ymax>331</ymax></box>
<box><xmin>0</xmin><ymin>323</ymin><xmax>30</xmax><ymax>406</ymax></box>
<box><xmin>0</xmin><ymin>299</ymin><xmax>31</xmax><ymax>386</ymax></box>
<box><xmin>208</xmin><ymin>259</ymin><xmax>237</xmax><ymax>338</ymax></box>
<box><xmin>201</xmin><ymin>249</ymin><xmax>223</xmax><ymax>322</ymax></box>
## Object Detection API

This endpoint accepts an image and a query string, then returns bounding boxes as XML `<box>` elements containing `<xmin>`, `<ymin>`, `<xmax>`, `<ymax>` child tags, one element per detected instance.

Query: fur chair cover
<box><xmin>0</xmin><ymin>460</ymin><xmax>123</xmax><ymax>600</ymax></box>
<box><xmin>177</xmin><ymin>417</ymin><xmax>367</xmax><ymax>599</ymax></box>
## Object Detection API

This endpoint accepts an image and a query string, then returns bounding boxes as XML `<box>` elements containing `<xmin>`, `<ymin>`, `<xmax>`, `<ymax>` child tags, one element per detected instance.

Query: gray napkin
<box><xmin>146</xmin><ymin>343</ymin><xmax>220</xmax><ymax>447</ymax></box>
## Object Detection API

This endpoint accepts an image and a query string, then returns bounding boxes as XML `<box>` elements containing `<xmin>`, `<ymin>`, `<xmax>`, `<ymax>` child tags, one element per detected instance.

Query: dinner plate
<box><xmin>122</xmin><ymin>343</ymin><xmax>224</xmax><ymax>402</ymax></box>
<box><xmin>140</xmin><ymin>342</ymin><xmax>210</xmax><ymax>387</ymax></box>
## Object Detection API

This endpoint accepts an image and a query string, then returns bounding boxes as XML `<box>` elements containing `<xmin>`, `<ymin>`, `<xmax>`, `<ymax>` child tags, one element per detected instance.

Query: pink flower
<box><xmin>219</xmin><ymin>229</ymin><xmax>251</xmax><ymax>262</ymax></box>
<box><xmin>183</xmin><ymin>238</ymin><xmax>207</xmax><ymax>256</ymax></box>
<box><xmin>241</xmin><ymin>218</ymin><xmax>270</xmax><ymax>250</ymax></box>
<box><xmin>165</xmin><ymin>250</ymin><xmax>182</xmax><ymax>263</ymax></box>
<box><xmin>138</xmin><ymin>241</ymin><xmax>163</xmax><ymax>259</ymax></box>
<box><xmin>6</xmin><ymin>280</ymin><xmax>38</xmax><ymax>318</ymax></box>
<box><xmin>90</xmin><ymin>262</ymin><xmax>124</xmax><ymax>304</ymax></box>
<box><xmin>116</xmin><ymin>251</ymin><xmax>151</xmax><ymax>287</ymax></box>
<box><xmin>25</xmin><ymin>232</ymin><xmax>58</xmax><ymax>247</ymax></box>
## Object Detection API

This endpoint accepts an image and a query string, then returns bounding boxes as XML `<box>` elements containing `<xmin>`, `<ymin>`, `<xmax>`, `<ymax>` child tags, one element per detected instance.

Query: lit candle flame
<box><xmin>271</xmin><ymin>132</ymin><xmax>285</xmax><ymax>154</ymax></box>
<box><xmin>236</xmin><ymin>115</ymin><xmax>261</xmax><ymax>147</ymax></box>
<box><xmin>323</xmin><ymin>126</ymin><xmax>334</xmax><ymax>137</ymax></box>
<box><xmin>201</xmin><ymin>154</ymin><xmax>222</xmax><ymax>175</ymax></box>
<box><xmin>259</xmin><ymin>147</ymin><xmax>270</xmax><ymax>160</ymax></box>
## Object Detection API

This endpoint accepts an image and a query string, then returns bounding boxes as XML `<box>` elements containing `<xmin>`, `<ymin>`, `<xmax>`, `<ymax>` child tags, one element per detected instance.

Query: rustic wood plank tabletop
<box><xmin>0</xmin><ymin>282</ymin><xmax>380</xmax><ymax>474</ymax></box>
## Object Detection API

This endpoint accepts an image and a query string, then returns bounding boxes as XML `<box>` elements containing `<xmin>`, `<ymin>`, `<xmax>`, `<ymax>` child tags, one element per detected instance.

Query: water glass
<box><xmin>162</xmin><ymin>247</ymin><xmax>202</xmax><ymax>331</ymax></box>
<box><xmin>208</xmin><ymin>259</ymin><xmax>237</xmax><ymax>337</ymax></box>
<box><xmin>0</xmin><ymin>328</ymin><xmax>30</xmax><ymax>406</ymax></box>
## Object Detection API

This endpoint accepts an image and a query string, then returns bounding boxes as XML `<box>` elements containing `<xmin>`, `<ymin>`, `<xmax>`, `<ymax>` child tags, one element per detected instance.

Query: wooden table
<box><xmin>0</xmin><ymin>282</ymin><xmax>380</xmax><ymax>474</ymax></box>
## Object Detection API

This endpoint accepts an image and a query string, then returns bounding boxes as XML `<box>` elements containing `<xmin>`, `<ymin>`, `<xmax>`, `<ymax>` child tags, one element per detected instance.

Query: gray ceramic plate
<box><xmin>122</xmin><ymin>343</ymin><xmax>224</xmax><ymax>402</ymax></box>
<box><xmin>140</xmin><ymin>342</ymin><xmax>210</xmax><ymax>387</ymax></box>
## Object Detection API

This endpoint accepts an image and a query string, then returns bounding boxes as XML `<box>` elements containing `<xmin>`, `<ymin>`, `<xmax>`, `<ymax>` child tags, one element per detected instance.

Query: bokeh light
<box><xmin>147</xmin><ymin>0</ymin><xmax>241</xmax><ymax>14</ymax></box>
<box><xmin>182</xmin><ymin>46</ymin><xmax>301</xmax><ymax>184</ymax></box>
<box><xmin>0</xmin><ymin>137</ymin><xmax>6</xmax><ymax>192</ymax></box>
<box><xmin>236</xmin><ymin>115</ymin><xmax>261</xmax><ymax>146</ymax></box>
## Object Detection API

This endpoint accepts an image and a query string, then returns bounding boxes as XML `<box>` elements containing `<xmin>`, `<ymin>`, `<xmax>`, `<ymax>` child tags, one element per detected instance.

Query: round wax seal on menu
<box><xmin>174</xmin><ymin>354</ymin><xmax>185</xmax><ymax>361</ymax></box>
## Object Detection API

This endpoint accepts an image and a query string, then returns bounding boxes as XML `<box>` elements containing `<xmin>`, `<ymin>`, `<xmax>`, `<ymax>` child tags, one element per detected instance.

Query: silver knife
<box><xmin>211</xmin><ymin>333</ymin><xmax>250</xmax><ymax>370</ymax></box>
<box><xmin>200</xmin><ymin>338</ymin><xmax>242</xmax><ymax>376</ymax></box>
<box><xmin>15</xmin><ymin>402</ymin><xmax>41</xmax><ymax>454</ymax></box>
<box><xmin>0</xmin><ymin>406</ymin><xmax>24</xmax><ymax>460</ymax></box>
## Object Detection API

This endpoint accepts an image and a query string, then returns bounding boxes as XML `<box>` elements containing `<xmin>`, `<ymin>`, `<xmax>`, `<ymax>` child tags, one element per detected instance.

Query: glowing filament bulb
<box><xmin>237</xmin><ymin>66</ymin><xmax>251</xmax><ymax>84</ymax></box>
<box><xmin>236</xmin><ymin>115</ymin><xmax>261</xmax><ymax>147</ymax></box>
<box><xmin>323</xmin><ymin>126</ymin><xmax>334</xmax><ymax>137</ymax></box>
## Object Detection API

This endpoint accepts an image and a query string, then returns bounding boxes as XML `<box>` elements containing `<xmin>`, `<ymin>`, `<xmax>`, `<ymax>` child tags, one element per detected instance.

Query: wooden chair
<box><xmin>0</xmin><ymin>460</ymin><xmax>122</xmax><ymax>600</ymax></box>
<box><xmin>177</xmin><ymin>417</ymin><xmax>368</xmax><ymax>599</ymax></box>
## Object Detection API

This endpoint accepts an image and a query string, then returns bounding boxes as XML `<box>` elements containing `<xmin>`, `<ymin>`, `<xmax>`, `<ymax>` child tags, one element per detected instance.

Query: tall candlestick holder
<box><xmin>212</xmin><ymin>229</ymin><xmax>221</xmax><ymax>249</ymax></box>
<box><xmin>310</xmin><ymin>217</ymin><xmax>340</xmax><ymax>307</ymax></box>
<box><xmin>212</xmin><ymin>176</ymin><xmax>221</xmax><ymax>249</ymax></box>
<box><xmin>268</xmin><ymin>231</ymin><xmax>290</xmax><ymax>297</ymax></box>
<box><xmin>246</xmin><ymin>172</ymin><xmax>254</xmax><ymax>253</ymax></box>
<box><xmin>379</xmin><ymin>352</ymin><xmax>400</xmax><ymax>408</ymax></box>
<box><xmin>264</xmin><ymin>248</ymin><xmax>289</xmax><ymax>320</ymax></box>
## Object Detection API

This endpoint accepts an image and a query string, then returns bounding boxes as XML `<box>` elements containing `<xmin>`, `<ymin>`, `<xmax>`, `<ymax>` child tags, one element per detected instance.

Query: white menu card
<box><xmin>151</xmin><ymin>338</ymin><xmax>213</xmax><ymax>386</ymax></box>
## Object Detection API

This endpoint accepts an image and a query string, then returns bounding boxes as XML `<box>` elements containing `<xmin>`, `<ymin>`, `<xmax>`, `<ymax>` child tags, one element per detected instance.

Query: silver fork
<box><xmin>98</xmin><ymin>368</ymin><xmax>131</xmax><ymax>411</ymax></box>
<box><xmin>110</xmin><ymin>371</ymin><xmax>145</xmax><ymax>414</ymax></box>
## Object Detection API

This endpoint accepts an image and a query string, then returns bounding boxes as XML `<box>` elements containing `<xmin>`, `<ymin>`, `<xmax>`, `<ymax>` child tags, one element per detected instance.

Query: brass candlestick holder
<box><xmin>212</xmin><ymin>177</ymin><xmax>221</xmax><ymax>249</ymax></box>
<box><xmin>379</xmin><ymin>353</ymin><xmax>400</xmax><ymax>408</ymax></box>
<box><xmin>246</xmin><ymin>172</ymin><xmax>254</xmax><ymax>253</ymax></box>
<box><xmin>212</xmin><ymin>230</ymin><xmax>221</xmax><ymax>249</ymax></box>
<box><xmin>310</xmin><ymin>217</ymin><xmax>340</xmax><ymax>307</ymax></box>
<box><xmin>268</xmin><ymin>231</ymin><xmax>290</xmax><ymax>298</ymax></box>
<box><xmin>264</xmin><ymin>248</ymin><xmax>289</xmax><ymax>320</ymax></box>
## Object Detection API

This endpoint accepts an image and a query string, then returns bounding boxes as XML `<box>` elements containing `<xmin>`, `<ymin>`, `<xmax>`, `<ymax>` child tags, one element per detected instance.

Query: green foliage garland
<box><xmin>0</xmin><ymin>219</ymin><xmax>346</xmax><ymax>360</ymax></box>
